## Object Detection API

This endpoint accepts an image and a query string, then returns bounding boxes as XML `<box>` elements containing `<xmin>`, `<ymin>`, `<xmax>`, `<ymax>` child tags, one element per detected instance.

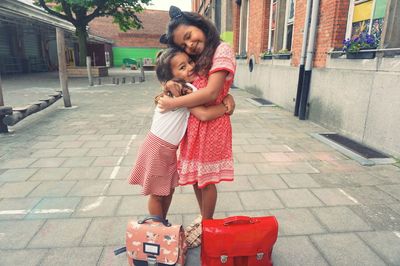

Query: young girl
<box><xmin>128</xmin><ymin>48</ymin><xmax>234</xmax><ymax>221</ymax></box>
<box><xmin>158</xmin><ymin>6</ymin><xmax>236</xmax><ymax>222</ymax></box>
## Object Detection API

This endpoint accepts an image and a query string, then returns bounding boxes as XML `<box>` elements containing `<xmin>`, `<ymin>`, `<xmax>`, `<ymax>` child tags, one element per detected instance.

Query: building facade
<box><xmin>194</xmin><ymin>0</ymin><xmax>400</xmax><ymax>157</ymax></box>
<box><xmin>0</xmin><ymin>0</ymin><xmax>112</xmax><ymax>75</ymax></box>
<box><xmin>89</xmin><ymin>10</ymin><xmax>169</xmax><ymax>67</ymax></box>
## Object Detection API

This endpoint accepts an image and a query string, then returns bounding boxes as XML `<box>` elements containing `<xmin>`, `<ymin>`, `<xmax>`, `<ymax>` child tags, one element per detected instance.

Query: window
<box><xmin>268</xmin><ymin>0</ymin><xmax>277</xmax><ymax>52</ymax></box>
<box><xmin>346</xmin><ymin>0</ymin><xmax>388</xmax><ymax>45</ymax></box>
<box><xmin>285</xmin><ymin>0</ymin><xmax>295</xmax><ymax>51</ymax></box>
<box><xmin>268</xmin><ymin>0</ymin><xmax>295</xmax><ymax>52</ymax></box>
<box><xmin>239</xmin><ymin>0</ymin><xmax>249</xmax><ymax>55</ymax></box>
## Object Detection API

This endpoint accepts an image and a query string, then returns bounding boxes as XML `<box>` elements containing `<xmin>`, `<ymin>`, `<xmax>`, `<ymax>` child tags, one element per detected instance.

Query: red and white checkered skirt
<box><xmin>128</xmin><ymin>132</ymin><xmax>179</xmax><ymax>196</ymax></box>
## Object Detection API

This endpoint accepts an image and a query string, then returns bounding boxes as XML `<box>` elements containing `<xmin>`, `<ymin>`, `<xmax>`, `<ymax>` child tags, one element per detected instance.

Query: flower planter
<box><xmin>261</xmin><ymin>55</ymin><xmax>273</xmax><ymax>60</ymax></box>
<box><xmin>274</xmin><ymin>54</ymin><xmax>291</xmax><ymax>60</ymax></box>
<box><xmin>346</xmin><ymin>51</ymin><xmax>376</xmax><ymax>59</ymax></box>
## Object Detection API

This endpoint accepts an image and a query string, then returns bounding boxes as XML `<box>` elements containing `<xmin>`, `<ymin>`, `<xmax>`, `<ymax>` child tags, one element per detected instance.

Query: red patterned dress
<box><xmin>178</xmin><ymin>42</ymin><xmax>236</xmax><ymax>188</ymax></box>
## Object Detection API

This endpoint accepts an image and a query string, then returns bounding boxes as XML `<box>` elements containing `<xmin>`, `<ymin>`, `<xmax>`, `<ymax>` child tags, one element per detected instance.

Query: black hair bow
<box><xmin>169</xmin><ymin>5</ymin><xmax>183</xmax><ymax>19</ymax></box>
<box><xmin>159</xmin><ymin>34</ymin><xmax>168</xmax><ymax>44</ymax></box>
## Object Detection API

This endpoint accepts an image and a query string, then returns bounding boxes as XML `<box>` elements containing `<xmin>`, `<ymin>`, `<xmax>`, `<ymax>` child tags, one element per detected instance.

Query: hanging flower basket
<box><xmin>346</xmin><ymin>51</ymin><xmax>376</xmax><ymax>59</ymax></box>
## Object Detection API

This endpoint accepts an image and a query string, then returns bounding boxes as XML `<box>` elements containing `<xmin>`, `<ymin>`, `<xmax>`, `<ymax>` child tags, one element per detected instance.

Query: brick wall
<box><xmin>247</xmin><ymin>0</ymin><xmax>270</xmax><ymax>62</ymax></box>
<box><xmin>233</xmin><ymin>0</ymin><xmax>240</xmax><ymax>53</ymax></box>
<box><xmin>231</xmin><ymin>0</ymin><xmax>350</xmax><ymax>68</ymax></box>
<box><xmin>89</xmin><ymin>9</ymin><xmax>169</xmax><ymax>48</ymax></box>
<box><xmin>292</xmin><ymin>0</ymin><xmax>350</xmax><ymax>67</ymax></box>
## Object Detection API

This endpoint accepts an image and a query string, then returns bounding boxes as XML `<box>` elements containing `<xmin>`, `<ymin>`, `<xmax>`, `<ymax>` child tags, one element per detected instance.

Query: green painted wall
<box><xmin>220</xmin><ymin>31</ymin><xmax>233</xmax><ymax>46</ymax></box>
<box><xmin>113</xmin><ymin>47</ymin><xmax>161</xmax><ymax>67</ymax></box>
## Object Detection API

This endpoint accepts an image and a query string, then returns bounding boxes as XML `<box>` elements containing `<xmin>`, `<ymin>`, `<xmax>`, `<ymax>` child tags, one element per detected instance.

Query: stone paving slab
<box><xmin>272</xmin><ymin>236</ymin><xmax>329</xmax><ymax>265</ymax></box>
<box><xmin>310</xmin><ymin>233</ymin><xmax>386</xmax><ymax>265</ymax></box>
<box><xmin>28</xmin><ymin>218</ymin><xmax>92</xmax><ymax>248</ymax></box>
<box><xmin>358</xmin><ymin>231</ymin><xmax>400</xmax><ymax>265</ymax></box>
<box><xmin>0</xmin><ymin>72</ymin><xmax>400</xmax><ymax>265</ymax></box>
<box><xmin>39</xmin><ymin>247</ymin><xmax>103</xmax><ymax>266</ymax></box>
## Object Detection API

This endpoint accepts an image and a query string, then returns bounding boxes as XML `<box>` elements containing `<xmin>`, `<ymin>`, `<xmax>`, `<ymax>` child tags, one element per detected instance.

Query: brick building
<box><xmin>193</xmin><ymin>0</ymin><xmax>400</xmax><ymax>158</ymax></box>
<box><xmin>89</xmin><ymin>9</ymin><xmax>169</xmax><ymax>67</ymax></box>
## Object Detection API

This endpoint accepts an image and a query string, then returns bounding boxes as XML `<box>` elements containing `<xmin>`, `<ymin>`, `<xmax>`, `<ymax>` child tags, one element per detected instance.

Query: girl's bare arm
<box><xmin>158</xmin><ymin>70</ymin><xmax>229</xmax><ymax>111</ymax></box>
<box><xmin>189</xmin><ymin>103</ymin><xmax>227</xmax><ymax>121</ymax></box>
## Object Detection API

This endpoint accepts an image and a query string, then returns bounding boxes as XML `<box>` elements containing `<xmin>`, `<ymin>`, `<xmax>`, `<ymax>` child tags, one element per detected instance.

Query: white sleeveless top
<box><xmin>150</xmin><ymin>83</ymin><xmax>197</xmax><ymax>146</ymax></box>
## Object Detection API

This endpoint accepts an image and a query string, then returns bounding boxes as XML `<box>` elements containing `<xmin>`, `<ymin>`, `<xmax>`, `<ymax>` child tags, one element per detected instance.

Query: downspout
<box><xmin>294</xmin><ymin>0</ymin><xmax>312</xmax><ymax>116</ymax></box>
<box><xmin>267</xmin><ymin>0</ymin><xmax>274</xmax><ymax>51</ymax></box>
<box><xmin>298</xmin><ymin>0</ymin><xmax>320</xmax><ymax>120</ymax></box>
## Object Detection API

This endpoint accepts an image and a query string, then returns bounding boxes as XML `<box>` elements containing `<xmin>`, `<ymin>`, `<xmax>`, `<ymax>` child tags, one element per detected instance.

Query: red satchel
<box><xmin>201</xmin><ymin>216</ymin><xmax>278</xmax><ymax>266</ymax></box>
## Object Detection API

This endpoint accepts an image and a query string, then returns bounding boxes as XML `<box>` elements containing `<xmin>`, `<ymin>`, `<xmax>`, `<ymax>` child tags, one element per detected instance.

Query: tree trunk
<box><xmin>76</xmin><ymin>26</ymin><xmax>88</xmax><ymax>67</ymax></box>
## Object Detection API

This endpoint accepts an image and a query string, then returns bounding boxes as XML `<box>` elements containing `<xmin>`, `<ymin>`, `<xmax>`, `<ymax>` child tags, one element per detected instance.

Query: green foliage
<box><xmin>34</xmin><ymin>0</ymin><xmax>152</xmax><ymax>65</ymax></box>
<box><xmin>277</xmin><ymin>49</ymin><xmax>291</xmax><ymax>54</ymax></box>
<box><xmin>34</xmin><ymin>0</ymin><xmax>151</xmax><ymax>30</ymax></box>
<box><xmin>260</xmin><ymin>50</ymin><xmax>273</xmax><ymax>57</ymax></box>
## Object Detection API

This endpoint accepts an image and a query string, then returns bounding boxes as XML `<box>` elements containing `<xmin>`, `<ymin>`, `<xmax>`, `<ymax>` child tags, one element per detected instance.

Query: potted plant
<box><xmin>274</xmin><ymin>49</ymin><xmax>292</xmax><ymax>59</ymax></box>
<box><xmin>343</xmin><ymin>33</ymin><xmax>378</xmax><ymax>59</ymax></box>
<box><xmin>260</xmin><ymin>50</ymin><xmax>273</xmax><ymax>60</ymax></box>
<box><xmin>235</xmin><ymin>53</ymin><xmax>247</xmax><ymax>59</ymax></box>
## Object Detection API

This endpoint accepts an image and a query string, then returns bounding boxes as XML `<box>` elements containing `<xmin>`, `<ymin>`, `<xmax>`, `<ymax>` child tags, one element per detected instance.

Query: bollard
<box><xmin>98</xmin><ymin>78</ymin><xmax>101</xmax><ymax>85</ymax></box>
<box><xmin>112</xmin><ymin>77</ymin><xmax>116</xmax><ymax>84</ymax></box>
<box><xmin>122</xmin><ymin>77</ymin><xmax>126</xmax><ymax>84</ymax></box>
<box><xmin>116</xmin><ymin>78</ymin><xmax>120</xmax><ymax>85</ymax></box>
<box><xmin>131</xmin><ymin>77</ymin><xmax>135</xmax><ymax>83</ymax></box>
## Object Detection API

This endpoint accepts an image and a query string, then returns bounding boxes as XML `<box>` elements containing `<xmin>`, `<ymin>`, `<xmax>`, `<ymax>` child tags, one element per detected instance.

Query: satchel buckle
<box><xmin>256</xmin><ymin>252</ymin><xmax>264</xmax><ymax>260</ymax></box>
<box><xmin>220</xmin><ymin>255</ymin><xmax>228</xmax><ymax>263</ymax></box>
<box><xmin>147</xmin><ymin>256</ymin><xmax>157</xmax><ymax>266</ymax></box>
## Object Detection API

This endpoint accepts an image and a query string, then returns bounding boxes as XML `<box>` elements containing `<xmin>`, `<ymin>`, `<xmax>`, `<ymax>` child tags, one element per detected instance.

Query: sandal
<box><xmin>185</xmin><ymin>215</ymin><xmax>202</xmax><ymax>249</ymax></box>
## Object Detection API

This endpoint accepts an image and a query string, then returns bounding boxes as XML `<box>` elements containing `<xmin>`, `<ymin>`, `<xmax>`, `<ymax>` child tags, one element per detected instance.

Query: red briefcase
<box><xmin>201</xmin><ymin>216</ymin><xmax>278</xmax><ymax>266</ymax></box>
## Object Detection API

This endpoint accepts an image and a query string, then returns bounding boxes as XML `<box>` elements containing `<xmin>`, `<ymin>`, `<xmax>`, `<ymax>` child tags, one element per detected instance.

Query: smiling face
<box><xmin>170</xmin><ymin>52</ymin><xmax>195</xmax><ymax>83</ymax></box>
<box><xmin>172</xmin><ymin>24</ymin><xmax>206</xmax><ymax>55</ymax></box>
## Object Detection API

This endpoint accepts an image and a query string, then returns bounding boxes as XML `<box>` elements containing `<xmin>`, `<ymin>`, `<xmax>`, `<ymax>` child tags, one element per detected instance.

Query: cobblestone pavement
<box><xmin>0</xmin><ymin>71</ymin><xmax>399</xmax><ymax>265</ymax></box>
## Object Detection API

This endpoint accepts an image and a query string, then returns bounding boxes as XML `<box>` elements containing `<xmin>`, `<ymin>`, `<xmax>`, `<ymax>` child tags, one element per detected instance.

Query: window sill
<box><xmin>326</xmin><ymin>55</ymin><xmax>400</xmax><ymax>72</ymax></box>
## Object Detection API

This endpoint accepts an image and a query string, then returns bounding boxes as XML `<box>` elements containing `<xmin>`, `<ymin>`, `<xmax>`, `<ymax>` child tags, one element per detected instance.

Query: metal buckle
<box><xmin>221</xmin><ymin>255</ymin><xmax>228</xmax><ymax>263</ymax></box>
<box><xmin>256</xmin><ymin>252</ymin><xmax>264</xmax><ymax>260</ymax></box>
<box><xmin>147</xmin><ymin>256</ymin><xmax>157</xmax><ymax>266</ymax></box>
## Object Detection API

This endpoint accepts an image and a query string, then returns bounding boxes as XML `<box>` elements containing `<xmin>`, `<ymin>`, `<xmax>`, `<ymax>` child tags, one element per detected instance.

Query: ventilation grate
<box><xmin>246</xmin><ymin>97</ymin><xmax>275</xmax><ymax>107</ymax></box>
<box><xmin>319</xmin><ymin>133</ymin><xmax>389</xmax><ymax>159</ymax></box>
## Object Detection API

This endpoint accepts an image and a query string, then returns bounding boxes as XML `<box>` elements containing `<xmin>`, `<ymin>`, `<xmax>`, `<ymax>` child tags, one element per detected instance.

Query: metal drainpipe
<box><xmin>299</xmin><ymin>0</ymin><xmax>320</xmax><ymax>120</ymax></box>
<box><xmin>294</xmin><ymin>0</ymin><xmax>312</xmax><ymax>116</ymax></box>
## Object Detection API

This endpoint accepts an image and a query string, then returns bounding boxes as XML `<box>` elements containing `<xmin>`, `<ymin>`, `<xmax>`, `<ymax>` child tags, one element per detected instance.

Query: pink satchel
<box><xmin>114</xmin><ymin>216</ymin><xmax>187</xmax><ymax>266</ymax></box>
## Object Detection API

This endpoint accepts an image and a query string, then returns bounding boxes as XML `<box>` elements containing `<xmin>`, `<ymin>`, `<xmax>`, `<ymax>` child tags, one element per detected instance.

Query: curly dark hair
<box><xmin>155</xmin><ymin>48</ymin><xmax>183</xmax><ymax>83</ymax></box>
<box><xmin>163</xmin><ymin>10</ymin><xmax>220</xmax><ymax>74</ymax></box>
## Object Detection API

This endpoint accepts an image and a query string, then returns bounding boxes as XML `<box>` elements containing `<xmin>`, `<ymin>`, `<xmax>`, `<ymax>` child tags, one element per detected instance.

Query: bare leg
<box><xmin>148</xmin><ymin>195</ymin><xmax>164</xmax><ymax>218</ymax></box>
<box><xmin>201</xmin><ymin>184</ymin><xmax>217</xmax><ymax>219</ymax></box>
<box><xmin>193</xmin><ymin>184</ymin><xmax>202</xmax><ymax>213</ymax></box>
<box><xmin>161</xmin><ymin>189</ymin><xmax>175</xmax><ymax>219</ymax></box>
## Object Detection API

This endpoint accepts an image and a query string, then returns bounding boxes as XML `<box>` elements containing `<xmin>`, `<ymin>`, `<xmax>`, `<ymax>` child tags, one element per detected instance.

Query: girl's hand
<box><xmin>164</xmin><ymin>80</ymin><xmax>183</xmax><ymax>97</ymax></box>
<box><xmin>157</xmin><ymin>95</ymin><xmax>176</xmax><ymax>112</ymax></box>
<box><xmin>223</xmin><ymin>94</ymin><xmax>236</xmax><ymax>115</ymax></box>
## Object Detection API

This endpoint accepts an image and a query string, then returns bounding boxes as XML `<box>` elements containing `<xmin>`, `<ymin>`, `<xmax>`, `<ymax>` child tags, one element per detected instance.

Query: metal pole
<box><xmin>0</xmin><ymin>73</ymin><xmax>4</xmax><ymax>107</ymax></box>
<box><xmin>294</xmin><ymin>0</ymin><xmax>312</xmax><ymax>116</ymax></box>
<box><xmin>86</xmin><ymin>56</ymin><xmax>93</xmax><ymax>86</ymax></box>
<box><xmin>56</xmin><ymin>27</ymin><xmax>71</xmax><ymax>107</ymax></box>
<box><xmin>299</xmin><ymin>0</ymin><xmax>320</xmax><ymax>120</ymax></box>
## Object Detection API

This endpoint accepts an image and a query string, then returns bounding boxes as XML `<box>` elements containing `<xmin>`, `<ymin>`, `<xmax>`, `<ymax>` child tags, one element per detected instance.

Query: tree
<box><xmin>35</xmin><ymin>0</ymin><xmax>151</xmax><ymax>66</ymax></box>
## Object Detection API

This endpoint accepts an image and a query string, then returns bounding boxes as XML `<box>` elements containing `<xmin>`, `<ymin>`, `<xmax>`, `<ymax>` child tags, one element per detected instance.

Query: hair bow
<box><xmin>159</xmin><ymin>34</ymin><xmax>168</xmax><ymax>44</ymax></box>
<box><xmin>169</xmin><ymin>5</ymin><xmax>183</xmax><ymax>19</ymax></box>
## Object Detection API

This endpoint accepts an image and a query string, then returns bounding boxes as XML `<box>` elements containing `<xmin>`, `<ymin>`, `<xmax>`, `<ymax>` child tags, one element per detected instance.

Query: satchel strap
<box><xmin>223</xmin><ymin>216</ymin><xmax>257</xmax><ymax>225</ymax></box>
<box><xmin>138</xmin><ymin>215</ymin><xmax>171</xmax><ymax>227</ymax></box>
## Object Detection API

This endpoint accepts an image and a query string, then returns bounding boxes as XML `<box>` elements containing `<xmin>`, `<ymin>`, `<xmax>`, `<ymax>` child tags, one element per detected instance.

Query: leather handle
<box><xmin>114</xmin><ymin>247</ymin><xmax>126</xmax><ymax>255</ymax></box>
<box><xmin>223</xmin><ymin>216</ymin><xmax>255</xmax><ymax>225</ymax></box>
<box><xmin>138</xmin><ymin>215</ymin><xmax>171</xmax><ymax>227</ymax></box>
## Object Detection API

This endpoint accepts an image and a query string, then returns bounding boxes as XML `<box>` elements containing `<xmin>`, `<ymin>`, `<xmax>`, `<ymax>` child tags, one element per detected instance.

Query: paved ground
<box><xmin>0</xmin><ymin>70</ymin><xmax>400</xmax><ymax>266</ymax></box>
